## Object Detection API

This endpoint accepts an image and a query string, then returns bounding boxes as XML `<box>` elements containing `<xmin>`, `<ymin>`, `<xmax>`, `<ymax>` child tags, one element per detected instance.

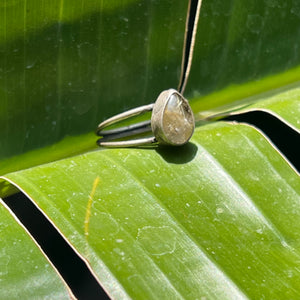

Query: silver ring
<box><xmin>96</xmin><ymin>89</ymin><xmax>195</xmax><ymax>147</ymax></box>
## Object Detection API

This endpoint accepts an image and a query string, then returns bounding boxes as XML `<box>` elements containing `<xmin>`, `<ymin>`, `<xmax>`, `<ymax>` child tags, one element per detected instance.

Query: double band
<box><xmin>96</xmin><ymin>89</ymin><xmax>195</xmax><ymax>147</ymax></box>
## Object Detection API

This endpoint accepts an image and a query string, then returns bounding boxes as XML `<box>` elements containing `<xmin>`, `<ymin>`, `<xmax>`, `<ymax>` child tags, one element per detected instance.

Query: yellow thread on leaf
<box><xmin>84</xmin><ymin>176</ymin><xmax>100</xmax><ymax>240</ymax></box>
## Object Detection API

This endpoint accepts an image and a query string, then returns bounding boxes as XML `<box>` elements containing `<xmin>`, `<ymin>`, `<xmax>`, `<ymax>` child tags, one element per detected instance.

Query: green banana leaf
<box><xmin>194</xmin><ymin>85</ymin><xmax>300</xmax><ymax>133</ymax></box>
<box><xmin>223</xmin><ymin>88</ymin><xmax>300</xmax><ymax>132</ymax></box>
<box><xmin>1</xmin><ymin>0</ymin><xmax>300</xmax><ymax>299</ymax></box>
<box><xmin>0</xmin><ymin>0</ymin><xmax>188</xmax><ymax>160</ymax></box>
<box><xmin>1</xmin><ymin>120</ymin><xmax>300</xmax><ymax>299</ymax></box>
<box><xmin>186</xmin><ymin>0</ymin><xmax>300</xmax><ymax>103</ymax></box>
<box><xmin>0</xmin><ymin>199</ymin><xmax>73</xmax><ymax>299</ymax></box>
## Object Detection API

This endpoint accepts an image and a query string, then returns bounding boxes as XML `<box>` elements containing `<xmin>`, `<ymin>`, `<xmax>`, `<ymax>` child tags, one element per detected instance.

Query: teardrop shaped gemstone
<box><xmin>162</xmin><ymin>93</ymin><xmax>194</xmax><ymax>145</ymax></box>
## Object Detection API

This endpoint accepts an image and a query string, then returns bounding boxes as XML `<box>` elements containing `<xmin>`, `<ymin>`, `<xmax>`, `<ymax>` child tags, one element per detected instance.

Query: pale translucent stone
<box><xmin>162</xmin><ymin>93</ymin><xmax>194</xmax><ymax>145</ymax></box>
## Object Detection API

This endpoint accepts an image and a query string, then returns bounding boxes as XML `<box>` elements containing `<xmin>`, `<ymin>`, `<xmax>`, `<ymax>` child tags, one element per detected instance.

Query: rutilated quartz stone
<box><xmin>162</xmin><ymin>93</ymin><xmax>194</xmax><ymax>145</ymax></box>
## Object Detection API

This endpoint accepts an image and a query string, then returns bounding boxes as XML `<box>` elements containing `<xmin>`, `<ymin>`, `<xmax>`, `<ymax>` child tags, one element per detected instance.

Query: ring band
<box><xmin>96</xmin><ymin>89</ymin><xmax>195</xmax><ymax>147</ymax></box>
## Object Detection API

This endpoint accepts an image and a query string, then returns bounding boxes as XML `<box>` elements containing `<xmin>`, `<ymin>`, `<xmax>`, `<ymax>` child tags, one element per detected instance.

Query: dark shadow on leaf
<box><xmin>156</xmin><ymin>142</ymin><xmax>198</xmax><ymax>164</ymax></box>
<box><xmin>4</xmin><ymin>192</ymin><xmax>109</xmax><ymax>300</ymax></box>
<box><xmin>225</xmin><ymin>111</ymin><xmax>300</xmax><ymax>172</ymax></box>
